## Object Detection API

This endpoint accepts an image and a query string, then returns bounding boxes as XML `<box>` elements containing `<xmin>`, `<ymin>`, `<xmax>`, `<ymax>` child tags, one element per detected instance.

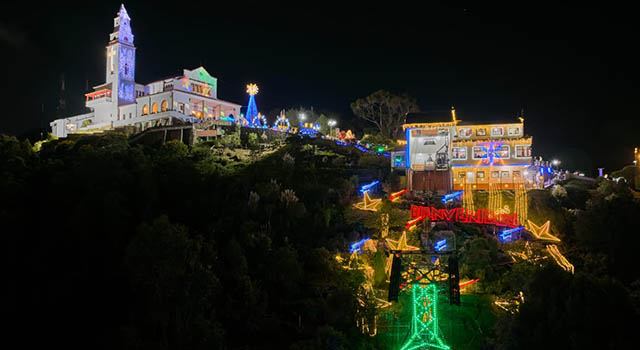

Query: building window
<box><xmin>458</xmin><ymin>172</ymin><xmax>466</xmax><ymax>178</ymax></box>
<box><xmin>452</xmin><ymin>147</ymin><xmax>467</xmax><ymax>160</ymax></box>
<box><xmin>459</xmin><ymin>128</ymin><xmax>472</xmax><ymax>137</ymax></box>
<box><xmin>472</xmin><ymin>146</ymin><xmax>485</xmax><ymax>159</ymax></box>
<box><xmin>152</xmin><ymin>103</ymin><xmax>158</xmax><ymax>114</ymax></box>
<box><xmin>491</xmin><ymin>127</ymin><xmax>504</xmax><ymax>136</ymax></box>
<box><xmin>179</xmin><ymin>103</ymin><xmax>185</xmax><ymax>114</ymax></box>
<box><xmin>508</xmin><ymin>126</ymin><xmax>520</xmax><ymax>136</ymax></box>
<box><xmin>492</xmin><ymin>171</ymin><xmax>500</xmax><ymax>178</ymax></box>
<box><xmin>477</xmin><ymin>171</ymin><xmax>485</xmax><ymax>178</ymax></box>
<box><xmin>497</xmin><ymin>145</ymin><xmax>510</xmax><ymax>159</ymax></box>
<box><xmin>515</xmin><ymin>145</ymin><xmax>532</xmax><ymax>158</ymax></box>
<box><xmin>513</xmin><ymin>171</ymin><xmax>521</xmax><ymax>178</ymax></box>
<box><xmin>142</xmin><ymin>104</ymin><xmax>149</xmax><ymax>115</ymax></box>
<box><xmin>501</xmin><ymin>171</ymin><xmax>509</xmax><ymax>178</ymax></box>
<box><xmin>423</xmin><ymin>138</ymin><xmax>436</xmax><ymax>145</ymax></box>
<box><xmin>476</xmin><ymin>128</ymin><xmax>486</xmax><ymax>136</ymax></box>
<box><xmin>129</xmin><ymin>113</ymin><xmax>132</xmax><ymax>119</ymax></box>
<box><xmin>161</xmin><ymin>100</ymin><xmax>168</xmax><ymax>112</ymax></box>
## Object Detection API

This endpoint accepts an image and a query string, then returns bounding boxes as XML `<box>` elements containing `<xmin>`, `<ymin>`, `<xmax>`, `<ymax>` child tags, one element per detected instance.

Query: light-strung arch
<box><xmin>161</xmin><ymin>100</ymin><xmax>168</xmax><ymax>112</ymax></box>
<box><xmin>151</xmin><ymin>102</ymin><xmax>158</xmax><ymax>114</ymax></box>
<box><xmin>142</xmin><ymin>104</ymin><xmax>149</xmax><ymax>115</ymax></box>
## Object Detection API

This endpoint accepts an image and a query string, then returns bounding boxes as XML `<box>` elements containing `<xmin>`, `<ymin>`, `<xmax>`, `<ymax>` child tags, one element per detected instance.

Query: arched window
<box><xmin>151</xmin><ymin>103</ymin><xmax>158</xmax><ymax>114</ymax></box>
<box><xmin>142</xmin><ymin>104</ymin><xmax>149</xmax><ymax>115</ymax></box>
<box><xmin>161</xmin><ymin>100</ymin><xmax>168</xmax><ymax>112</ymax></box>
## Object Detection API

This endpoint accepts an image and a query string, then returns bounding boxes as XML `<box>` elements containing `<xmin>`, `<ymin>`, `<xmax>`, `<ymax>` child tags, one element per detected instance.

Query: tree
<box><xmin>315</xmin><ymin>114</ymin><xmax>329</xmax><ymax>134</ymax></box>
<box><xmin>247</xmin><ymin>132</ymin><xmax>259</xmax><ymax>149</ymax></box>
<box><xmin>350</xmin><ymin>90</ymin><xmax>419</xmax><ymax>140</ymax></box>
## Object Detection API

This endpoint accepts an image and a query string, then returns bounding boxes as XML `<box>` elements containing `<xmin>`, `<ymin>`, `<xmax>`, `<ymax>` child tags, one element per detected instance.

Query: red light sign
<box><xmin>408</xmin><ymin>204</ymin><xmax>519</xmax><ymax>229</ymax></box>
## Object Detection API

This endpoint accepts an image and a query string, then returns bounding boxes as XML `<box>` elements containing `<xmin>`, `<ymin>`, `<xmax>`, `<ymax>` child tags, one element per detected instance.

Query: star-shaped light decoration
<box><xmin>246</xmin><ymin>83</ymin><xmax>259</xmax><ymax>96</ymax></box>
<box><xmin>354</xmin><ymin>191</ymin><xmax>381</xmax><ymax>211</ymax></box>
<box><xmin>385</xmin><ymin>231</ymin><xmax>420</xmax><ymax>277</ymax></box>
<box><xmin>526</xmin><ymin>220</ymin><xmax>560</xmax><ymax>242</ymax></box>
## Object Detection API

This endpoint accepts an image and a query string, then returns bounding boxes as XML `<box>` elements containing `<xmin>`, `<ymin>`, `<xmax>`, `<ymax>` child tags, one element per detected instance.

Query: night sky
<box><xmin>1</xmin><ymin>2</ymin><xmax>637</xmax><ymax>175</ymax></box>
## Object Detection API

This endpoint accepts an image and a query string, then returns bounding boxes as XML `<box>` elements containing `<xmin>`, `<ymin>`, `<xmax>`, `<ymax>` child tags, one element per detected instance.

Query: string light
<box><xmin>380</xmin><ymin>213</ymin><xmax>389</xmax><ymax>238</ymax></box>
<box><xmin>546</xmin><ymin>244</ymin><xmax>575</xmax><ymax>274</ymax></box>
<box><xmin>514</xmin><ymin>180</ymin><xmax>528</xmax><ymax>225</ymax></box>
<box><xmin>488</xmin><ymin>183</ymin><xmax>503</xmax><ymax>215</ymax></box>
<box><xmin>462</xmin><ymin>179</ymin><xmax>475</xmax><ymax>213</ymax></box>
<box><xmin>400</xmin><ymin>284</ymin><xmax>450</xmax><ymax>350</ymax></box>
<box><xmin>526</xmin><ymin>220</ymin><xmax>560</xmax><ymax>242</ymax></box>
<box><xmin>354</xmin><ymin>191</ymin><xmax>381</xmax><ymax>211</ymax></box>
<box><xmin>385</xmin><ymin>231</ymin><xmax>419</xmax><ymax>277</ymax></box>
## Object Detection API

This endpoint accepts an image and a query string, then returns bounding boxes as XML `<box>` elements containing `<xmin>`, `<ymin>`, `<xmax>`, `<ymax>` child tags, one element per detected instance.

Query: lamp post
<box><xmin>328</xmin><ymin>119</ymin><xmax>337</xmax><ymax>137</ymax></box>
<box><xmin>552</xmin><ymin>159</ymin><xmax>561</xmax><ymax>171</ymax></box>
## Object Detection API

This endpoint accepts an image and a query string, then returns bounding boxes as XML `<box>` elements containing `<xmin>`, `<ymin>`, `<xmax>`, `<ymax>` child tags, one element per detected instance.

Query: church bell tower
<box><xmin>105</xmin><ymin>4</ymin><xmax>136</xmax><ymax>106</ymax></box>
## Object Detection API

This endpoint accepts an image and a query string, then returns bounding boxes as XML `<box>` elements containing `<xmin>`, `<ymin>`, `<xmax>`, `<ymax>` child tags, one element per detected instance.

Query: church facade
<box><xmin>50</xmin><ymin>5</ymin><xmax>241</xmax><ymax>138</ymax></box>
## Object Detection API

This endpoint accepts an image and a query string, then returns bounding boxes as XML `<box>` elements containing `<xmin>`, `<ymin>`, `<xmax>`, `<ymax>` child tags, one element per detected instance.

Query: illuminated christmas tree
<box><xmin>245</xmin><ymin>83</ymin><xmax>262</xmax><ymax>127</ymax></box>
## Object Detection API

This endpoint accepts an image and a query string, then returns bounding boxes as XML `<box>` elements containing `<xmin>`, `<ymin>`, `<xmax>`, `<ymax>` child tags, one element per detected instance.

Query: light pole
<box><xmin>552</xmin><ymin>159</ymin><xmax>561</xmax><ymax>171</ymax></box>
<box><xmin>328</xmin><ymin>119</ymin><xmax>337</xmax><ymax>137</ymax></box>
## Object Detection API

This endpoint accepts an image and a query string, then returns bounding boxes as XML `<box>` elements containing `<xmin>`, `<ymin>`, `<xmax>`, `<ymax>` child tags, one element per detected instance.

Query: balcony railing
<box><xmin>85</xmin><ymin>89</ymin><xmax>112</xmax><ymax>102</ymax></box>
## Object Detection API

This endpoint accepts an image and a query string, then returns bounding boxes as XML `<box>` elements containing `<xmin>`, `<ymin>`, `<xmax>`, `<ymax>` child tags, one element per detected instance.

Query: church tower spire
<box><xmin>105</xmin><ymin>4</ymin><xmax>136</xmax><ymax>106</ymax></box>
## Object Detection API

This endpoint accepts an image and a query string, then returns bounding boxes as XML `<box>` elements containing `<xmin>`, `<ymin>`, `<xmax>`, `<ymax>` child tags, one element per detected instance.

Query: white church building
<box><xmin>50</xmin><ymin>5</ymin><xmax>241</xmax><ymax>138</ymax></box>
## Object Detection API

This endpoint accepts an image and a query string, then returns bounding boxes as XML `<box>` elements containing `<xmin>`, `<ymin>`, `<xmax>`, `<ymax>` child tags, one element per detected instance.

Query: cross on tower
<box><xmin>108</xmin><ymin>47</ymin><xmax>116</xmax><ymax>74</ymax></box>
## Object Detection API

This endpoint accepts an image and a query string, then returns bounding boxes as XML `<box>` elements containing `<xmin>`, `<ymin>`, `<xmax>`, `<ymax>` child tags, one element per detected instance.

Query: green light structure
<box><xmin>400</xmin><ymin>284</ymin><xmax>450</xmax><ymax>350</ymax></box>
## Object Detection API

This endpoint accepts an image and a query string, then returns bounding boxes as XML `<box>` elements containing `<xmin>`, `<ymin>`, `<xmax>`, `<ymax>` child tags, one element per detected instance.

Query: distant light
<box><xmin>552</xmin><ymin>159</ymin><xmax>560</xmax><ymax>166</ymax></box>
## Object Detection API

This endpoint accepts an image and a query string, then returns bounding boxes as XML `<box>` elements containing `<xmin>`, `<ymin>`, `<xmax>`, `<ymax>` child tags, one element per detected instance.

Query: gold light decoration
<box><xmin>462</xmin><ymin>179</ymin><xmax>475</xmax><ymax>213</ymax></box>
<box><xmin>385</xmin><ymin>231</ymin><xmax>419</xmax><ymax>277</ymax></box>
<box><xmin>488</xmin><ymin>183</ymin><xmax>503</xmax><ymax>214</ymax></box>
<box><xmin>546</xmin><ymin>244</ymin><xmax>575</xmax><ymax>274</ymax></box>
<box><xmin>380</xmin><ymin>213</ymin><xmax>389</xmax><ymax>238</ymax></box>
<box><xmin>514</xmin><ymin>181</ymin><xmax>528</xmax><ymax>225</ymax></box>
<box><xmin>354</xmin><ymin>191</ymin><xmax>381</xmax><ymax>211</ymax></box>
<box><xmin>526</xmin><ymin>220</ymin><xmax>560</xmax><ymax>242</ymax></box>
<box><xmin>246</xmin><ymin>83</ymin><xmax>259</xmax><ymax>96</ymax></box>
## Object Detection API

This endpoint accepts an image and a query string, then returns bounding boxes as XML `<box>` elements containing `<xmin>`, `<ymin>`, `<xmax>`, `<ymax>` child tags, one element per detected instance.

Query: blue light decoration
<box><xmin>547</xmin><ymin>166</ymin><xmax>553</xmax><ymax>174</ymax></box>
<box><xmin>354</xmin><ymin>144</ymin><xmax>369</xmax><ymax>153</ymax></box>
<box><xmin>499</xmin><ymin>226</ymin><xmax>524</xmax><ymax>243</ymax></box>
<box><xmin>334</xmin><ymin>140</ymin><xmax>347</xmax><ymax>146</ymax></box>
<box><xmin>405</xmin><ymin>128</ymin><xmax>411</xmax><ymax>168</ymax></box>
<box><xmin>478</xmin><ymin>141</ymin><xmax>505</xmax><ymax>165</ymax></box>
<box><xmin>359</xmin><ymin>180</ymin><xmax>380</xmax><ymax>195</ymax></box>
<box><xmin>350</xmin><ymin>238</ymin><xmax>370</xmax><ymax>253</ymax></box>
<box><xmin>434</xmin><ymin>239</ymin><xmax>447</xmax><ymax>252</ymax></box>
<box><xmin>540</xmin><ymin>167</ymin><xmax>544</xmax><ymax>176</ymax></box>
<box><xmin>273</xmin><ymin>115</ymin><xmax>290</xmax><ymax>132</ymax></box>
<box><xmin>245</xmin><ymin>84</ymin><xmax>266</xmax><ymax>128</ymax></box>
<box><xmin>441</xmin><ymin>191</ymin><xmax>464</xmax><ymax>203</ymax></box>
<box><xmin>298</xmin><ymin>122</ymin><xmax>321</xmax><ymax>137</ymax></box>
